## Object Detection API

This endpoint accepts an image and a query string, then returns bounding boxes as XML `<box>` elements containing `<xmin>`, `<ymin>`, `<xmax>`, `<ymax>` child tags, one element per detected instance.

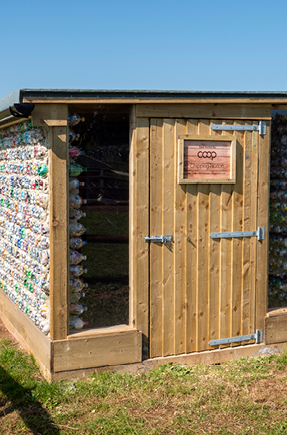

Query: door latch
<box><xmin>145</xmin><ymin>235</ymin><xmax>173</xmax><ymax>244</ymax></box>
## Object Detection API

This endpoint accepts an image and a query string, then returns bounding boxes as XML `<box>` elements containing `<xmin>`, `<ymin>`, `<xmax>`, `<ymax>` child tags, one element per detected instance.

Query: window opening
<box><xmin>68</xmin><ymin>104</ymin><xmax>130</xmax><ymax>331</ymax></box>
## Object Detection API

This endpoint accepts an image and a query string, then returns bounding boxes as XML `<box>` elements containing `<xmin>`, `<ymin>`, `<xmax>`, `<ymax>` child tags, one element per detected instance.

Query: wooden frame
<box><xmin>178</xmin><ymin>134</ymin><xmax>236</xmax><ymax>184</ymax></box>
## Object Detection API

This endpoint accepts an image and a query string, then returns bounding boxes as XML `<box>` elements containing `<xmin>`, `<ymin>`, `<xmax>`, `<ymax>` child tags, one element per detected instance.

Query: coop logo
<box><xmin>197</xmin><ymin>151</ymin><xmax>217</xmax><ymax>160</ymax></box>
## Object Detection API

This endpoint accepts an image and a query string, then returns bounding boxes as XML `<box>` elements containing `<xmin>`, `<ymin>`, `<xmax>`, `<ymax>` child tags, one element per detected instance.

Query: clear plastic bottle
<box><xmin>69</xmin><ymin>178</ymin><xmax>85</xmax><ymax>190</ymax></box>
<box><xmin>68</xmin><ymin>113</ymin><xmax>85</xmax><ymax>127</ymax></box>
<box><xmin>69</xmin><ymin>222</ymin><xmax>87</xmax><ymax>236</ymax></box>
<box><xmin>69</xmin><ymin>237</ymin><xmax>87</xmax><ymax>249</ymax></box>
<box><xmin>70</xmin><ymin>264</ymin><xmax>87</xmax><ymax>276</ymax></box>
<box><xmin>69</xmin><ymin>194</ymin><xmax>87</xmax><ymax>209</ymax></box>
<box><xmin>70</xmin><ymin>277</ymin><xmax>88</xmax><ymax>291</ymax></box>
<box><xmin>69</xmin><ymin>303</ymin><xmax>87</xmax><ymax>316</ymax></box>
<box><xmin>69</xmin><ymin>317</ymin><xmax>88</xmax><ymax>330</ymax></box>
<box><xmin>69</xmin><ymin>250</ymin><xmax>87</xmax><ymax>265</ymax></box>
<box><xmin>69</xmin><ymin>209</ymin><xmax>86</xmax><ymax>220</ymax></box>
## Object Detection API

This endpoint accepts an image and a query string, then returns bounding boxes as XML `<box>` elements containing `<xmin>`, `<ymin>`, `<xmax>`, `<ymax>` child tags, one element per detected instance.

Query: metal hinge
<box><xmin>210</xmin><ymin>226</ymin><xmax>265</xmax><ymax>241</ymax></box>
<box><xmin>144</xmin><ymin>235</ymin><xmax>173</xmax><ymax>245</ymax></box>
<box><xmin>209</xmin><ymin>329</ymin><xmax>263</xmax><ymax>346</ymax></box>
<box><xmin>211</xmin><ymin>121</ymin><xmax>267</xmax><ymax>135</ymax></box>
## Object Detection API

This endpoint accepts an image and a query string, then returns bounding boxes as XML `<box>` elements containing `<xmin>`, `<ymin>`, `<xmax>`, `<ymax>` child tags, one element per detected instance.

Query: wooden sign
<box><xmin>178</xmin><ymin>135</ymin><xmax>236</xmax><ymax>184</ymax></box>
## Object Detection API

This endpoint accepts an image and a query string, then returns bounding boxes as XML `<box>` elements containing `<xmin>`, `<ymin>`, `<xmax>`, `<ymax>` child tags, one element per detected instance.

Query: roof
<box><xmin>1</xmin><ymin>88</ymin><xmax>287</xmax><ymax>121</ymax></box>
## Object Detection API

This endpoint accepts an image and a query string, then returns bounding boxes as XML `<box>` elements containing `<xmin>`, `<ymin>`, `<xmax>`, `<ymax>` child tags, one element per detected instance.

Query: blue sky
<box><xmin>0</xmin><ymin>0</ymin><xmax>286</xmax><ymax>98</ymax></box>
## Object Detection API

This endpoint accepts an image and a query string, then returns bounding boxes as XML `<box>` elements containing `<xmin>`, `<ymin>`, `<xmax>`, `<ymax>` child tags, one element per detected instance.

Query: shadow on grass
<box><xmin>0</xmin><ymin>365</ymin><xmax>60</xmax><ymax>434</ymax></box>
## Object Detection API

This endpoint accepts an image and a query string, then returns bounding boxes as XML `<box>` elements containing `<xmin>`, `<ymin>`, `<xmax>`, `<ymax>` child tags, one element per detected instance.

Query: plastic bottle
<box><xmin>69</xmin><ymin>146</ymin><xmax>85</xmax><ymax>158</ymax></box>
<box><xmin>69</xmin><ymin>113</ymin><xmax>85</xmax><ymax>127</ymax></box>
<box><xmin>69</xmin><ymin>237</ymin><xmax>87</xmax><ymax>249</ymax></box>
<box><xmin>69</xmin><ymin>317</ymin><xmax>88</xmax><ymax>330</ymax></box>
<box><xmin>69</xmin><ymin>130</ymin><xmax>80</xmax><ymax>143</ymax></box>
<box><xmin>69</xmin><ymin>303</ymin><xmax>87</xmax><ymax>316</ymax></box>
<box><xmin>37</xmin><ymin>164</ymin><xmax>48</xmax><ymax>177</ymax></box>
<box><xmin>69</xmin><ymin>164</ymin><xmax>87</xmax><ymax>177</ymax></box>
<box><xmin>69</xmin><ymin>250</ymin><xmax>87</xmax><ymax>265</ymax></box>
<box><xmin>69</xmin><ymin>222</ymin><xmax>87</xmax><ymax>236</ymax></box>
<box><xmin>69</xmin><ymin>209</ymin><xmax>86</xmax><ymax>220</ymax></box>
<box><xmin>70</xmin><ymin>278</ymin><xmax>88</xmax><ymax>292</ymax></box>
<box><xmin>69</xmin><ymin>194</ymin><xmax>87</xmax><ymax>209</ymax></box>
<box><xmin>70</xmin><ymin>291</ymin><xmax>85</xmax><ymax>303</ymax></box>
<box><xmin>69</xmin><ymin>178</ymin><xmax>85</xmax><ymax>190</ymax></box>
<box><xmin>70</xmin><ymin>264</ymin><xmax>87</xmax><ymax>276</ymax></box>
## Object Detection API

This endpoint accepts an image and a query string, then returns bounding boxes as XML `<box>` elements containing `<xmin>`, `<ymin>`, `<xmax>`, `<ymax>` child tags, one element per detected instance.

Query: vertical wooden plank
<box><xmin>208</xmin><ymin>123</ymin><xmax>222</xmax><ymax>348</ymax></box>
<box><xmin>186</xmin><ymin>119</ymin><xmax>198</xmax><ymax>353</ymax></box>
<box><xmin>231</xmin><ymin>122</ymin><xmax>244</xmax><ymax>341</ymax></box>
<box><xmin>150</xmin><ymin>119</ymin><xmax>163</xmax><ymax>357</ymax></box>
<box><xmin>242</xmin><ymin>122</ymin><xmax>252</xmax><ymax>336</ymax></box>
<box><xmin>196</xmin><ymin>120</ymin><xmax>210</xmax><ymax>351</ymax></box>
<box><xmin>256</xmin><ymin>121</ymin><xmax>270</xmax><ymax>329</ymax></box>
<box><xmin>130</xmin><ymin>116</ymin><xmax>150</xmax><ymax>357</ymax></box>
<box><xmin>250</xmin><ymin>124</ymin><xmax>259</xmax><ymax>334</ymax></box>
<box><xmin>49</xmin><ymin>115</ymin><xmax>69</xmax><ymax>341</ymax></box>
<box><xmin>219</xmin><ymin>121</ymin><xmax>233</xmax><ymax>343</ymax></box>
<box><xmin>174</xmin><ymin>119</ymin><xmax>187</xmax><ymax>355</ymax></box>
<box><xmin>162</xmin><ymin>119</ymin><xmax>175</xmax><ymax>356</ymax></box>
<box><xmin>129</xmin><ymin>106</ymin><xmax>136</xmax><ymax>329</ymax></box>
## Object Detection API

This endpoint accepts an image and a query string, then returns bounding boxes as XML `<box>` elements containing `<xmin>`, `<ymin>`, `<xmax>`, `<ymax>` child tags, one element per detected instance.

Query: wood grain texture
<box><xmin>49</xmin><ymin>105</ymin><xmax>69</xmax><ymax>341</ymax></box>
<box><xmin>174</xmin><ymin>120</ymin><xmax>187</xmax><ymax>354</ymax></box>
<box><xmin>162</xmin><ymin>119</ymin><xmax>175</xmax><ymax>356</ymax></box>
<box><xmin>136</xmin><ymin>104</ymin><xmax>272</xmax><ymax>120</ymax></box>
<box><xmin>0</xmin><ymin>290</ymin><xmax>52</xmax><ymax>374</ymax></box>
<box><xmin>53</xmin><ymin>329</ymin><xmax>142</xmax><ymax>372</ymax></box>
<box><xmin>219</xmin><ymin>121</ymin><xmax>233</xmax><ymax>345</ymax></box>
<box><xmin>186</xmin><ymin>119</ymin><xmax>199</xmax><ymax>352</ymax></box>
<box><xmin>130</xmin><ymin>117</ymin><xmax>150</xmax><ymax>357</ymax></box>
<box><xmin>196</xmin><ymin>120</ymin><xmax>210</xmax><ymax>351</ymax></box>
<box><xmin>150</xmin><ymin>119</ymin><xmax>164</xmax><ymax>357</ymax></box>
<box><xmin>265</xmin><ymin>315</ymin><xmax>287</xmax><ymax>344</ymax></box>
<box><xmin>256</xmin><ymin>121</ymin><xmax>270</xmax><ymax>329</ymax></box>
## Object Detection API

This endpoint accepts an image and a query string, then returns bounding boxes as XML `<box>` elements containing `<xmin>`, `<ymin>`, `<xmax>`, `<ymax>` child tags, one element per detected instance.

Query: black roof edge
<box><xmin>1</xmin><ymin>88</ymin><xmax>287</xmax><ymax>119</ymax></box>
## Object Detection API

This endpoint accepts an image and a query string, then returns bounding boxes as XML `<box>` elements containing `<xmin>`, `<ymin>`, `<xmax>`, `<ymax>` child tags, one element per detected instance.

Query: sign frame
<box><xmin>178</xmin><ymin>134</ymin><xmax>236</xmax><ymax>184</ymax></box>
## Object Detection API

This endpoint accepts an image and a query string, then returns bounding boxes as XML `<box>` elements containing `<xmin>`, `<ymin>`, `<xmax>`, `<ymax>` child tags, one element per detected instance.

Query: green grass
<box><xmin>1</xmin><ymin>339</ymin><xmax>287</xmax><ymax>434</ymax></box>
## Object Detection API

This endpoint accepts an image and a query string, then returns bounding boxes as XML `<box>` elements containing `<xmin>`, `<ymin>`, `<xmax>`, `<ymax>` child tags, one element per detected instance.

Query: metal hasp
<box><xmin>210</xmin><ymin>226</ymin><xmax>265</xmax><ymax>241</ymax></box>
<box><xmin>211</xmin><ymin>121</ymin><xmax>267</xmax><ymax>135</ymax></box>
<box><xmin>144</xmin><ymin>235</ymin><xmax>173</xmax><ymax>245</ymax></box>
<box><xmin>209</xmin><ymin>329</ymin><xmax>263</xmax><ymax>346</ymax></box>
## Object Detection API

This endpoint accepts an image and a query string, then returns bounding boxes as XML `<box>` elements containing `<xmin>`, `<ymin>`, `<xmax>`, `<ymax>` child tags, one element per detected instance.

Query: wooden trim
<box><xmin>53</xmin><ymin>329</ymin><xmax>142</xmax><ymax>372</ymax></box>
<box><xmin>256</xmin><ymin>121</ymin><xmax>270</xmax><ymax>329</ymax></box>
<box><xmin>129</xmin><ymin>117</ymin><xmax>150</xmax><ymax>357</ymax></box>
<box><xmin>50</xmin><ymin>341</ymin><xmax>287</xmax><ymax>381</ymax></box>
<box><xmin>23</xmin><ymin>97</ymin><xmax>287</xmax><ymax>105</ymax></box>
<box><xmin>178</xmin><ymin>134</ymin><xmax>236</xmax><ymax>184</ymax></box>
<box><xmin>32</xmin><ymin>104</ymin><xmax>68</xmax><ymax>126</ymax></box>
<box><xmin>136</xmin><ymin>104</ymin><xmax>272</xmax><ymax>119</ymax></box>
<box><xmin>265</xmin><ymin>314</ymin><xmax>287</xmax><ymax>344</ymax></box>
<box><xmin>0</xmin><ymin>290</ymin><xmax>52</xmax><ymax>377</ymax></box>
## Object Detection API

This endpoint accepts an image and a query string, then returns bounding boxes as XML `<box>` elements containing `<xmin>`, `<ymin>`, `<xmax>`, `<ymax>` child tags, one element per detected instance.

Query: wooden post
<box><xmin>32</xmin><ymin>104</ymin><xmax>69</xmax><ymax>341</ymax></box>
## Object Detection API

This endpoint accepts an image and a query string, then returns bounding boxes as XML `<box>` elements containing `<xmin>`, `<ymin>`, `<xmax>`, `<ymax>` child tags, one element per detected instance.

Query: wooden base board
<box><xmin>265</xmin><ymin>311</ymin><xmax>287</xmax><ymax>344</ymax></box>
<box><xmin>50</xmin><ymin>341</ymin><xmax>287</xmax><ymax>382</ymax></box>
<box><xmin>0</xmin><ymin>291</ymin><xmax>52</xmax><ymax>380</ymax></box>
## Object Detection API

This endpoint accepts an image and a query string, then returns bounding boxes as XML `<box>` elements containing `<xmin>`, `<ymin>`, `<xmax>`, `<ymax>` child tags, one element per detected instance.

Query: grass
<box><xmin>1</xmin><ymin>339</ymin><xmax>287</xmax><ymax>434</ymax></box>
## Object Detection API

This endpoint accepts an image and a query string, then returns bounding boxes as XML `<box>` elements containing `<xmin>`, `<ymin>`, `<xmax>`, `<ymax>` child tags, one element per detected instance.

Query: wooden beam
<box><xmin>0</xmin><ymin>290</ymin><xmax>52</xmax><ymax>377</ymax></box>
<box><xmin>53</xmin><ymin>329</ymin><xmax>142</xmax><ymax>372</ymax></box>
<box><xmin>48</xmin><ymin>105</ymin><xmax>69</xmax><ymax>341</ymax></box>
<box><xmin>23</xmin><ymin>97</ymin><xmax>287</xmax><ymax>105</ymax></box>
<box><xmin>265</xmin><ymin>314</ymin><xmax>287</xmax><ymax>344</ymax></box>
<box><xmin>32</xmin><ymin>104</ymin><xmax>68</xmax><ymax>127</ymax></box>
<box><xmin>136</xmin><ymin>104</ymin><xmax>272</xmax><ymax>119</ymax></box>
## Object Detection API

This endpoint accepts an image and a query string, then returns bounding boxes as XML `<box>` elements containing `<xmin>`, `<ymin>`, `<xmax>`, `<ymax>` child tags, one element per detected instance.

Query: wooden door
<box><xmin>148</xmin><ymin>118</ymin><xmax>270</xmax><ymax>358</ymax></box>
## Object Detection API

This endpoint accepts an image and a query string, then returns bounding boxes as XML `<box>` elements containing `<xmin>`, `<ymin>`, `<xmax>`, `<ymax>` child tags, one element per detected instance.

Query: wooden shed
<box><xmin>0</xmin><ymin>89</ymin><xmax>287</xmax><ymax>380</ymax></box>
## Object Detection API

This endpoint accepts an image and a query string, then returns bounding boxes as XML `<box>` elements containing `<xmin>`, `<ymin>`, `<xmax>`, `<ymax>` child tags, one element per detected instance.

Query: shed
<box><xmin>0</xmin><ymin>89</ymin><xmax>286</xmax><ymax>380</ymax></box>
